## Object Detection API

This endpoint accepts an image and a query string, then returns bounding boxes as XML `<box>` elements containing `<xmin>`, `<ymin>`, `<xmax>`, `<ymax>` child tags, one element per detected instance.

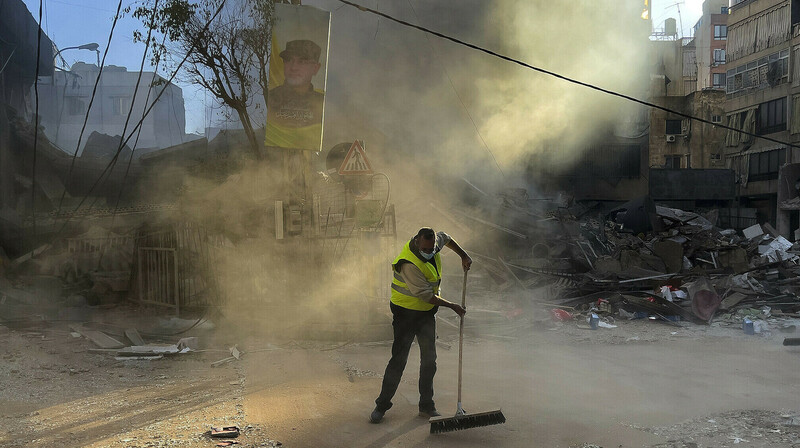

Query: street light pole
<box><xmin>50</xmin><ymin>43</ymin><xmax>101</xmax><ymax>148</ymax></box>
<box><xmin>53</xmin><ymin>43</ymin><xmax>100</xmax><ymax>70</ymax></box>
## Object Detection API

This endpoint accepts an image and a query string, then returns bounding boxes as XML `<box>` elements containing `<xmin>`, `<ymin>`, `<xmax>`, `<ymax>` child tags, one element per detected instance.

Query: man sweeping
<box><xmin>370</xmin><ymin>227</ymin><xmax>471</xmax><ymax>424</ymax></box>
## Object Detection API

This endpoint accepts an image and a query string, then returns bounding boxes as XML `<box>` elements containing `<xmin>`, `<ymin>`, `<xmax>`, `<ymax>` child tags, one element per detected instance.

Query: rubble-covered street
<box><xmin>0</xmin><ymin>292</ymin><xmax>799</xmax><ymax>448</ymax></box>
<box><xmin>5</xmin><ymin>0</ymin><xmax>800</xmax><ymax>446</ymax></box>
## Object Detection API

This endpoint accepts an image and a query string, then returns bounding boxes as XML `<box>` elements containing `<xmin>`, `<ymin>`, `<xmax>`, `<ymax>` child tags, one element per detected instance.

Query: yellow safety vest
<box><xmin>390</xmin><ymin>241</ymin><xmax>442</xmax><ymax>311</ymax></box>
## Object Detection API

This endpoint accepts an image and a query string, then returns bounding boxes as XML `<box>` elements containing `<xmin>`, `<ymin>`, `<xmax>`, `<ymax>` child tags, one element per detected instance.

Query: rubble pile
<box><xmin>465</xmin><ymin>193</ymin><xmax>800</xmax><ymax>333</ymax></box>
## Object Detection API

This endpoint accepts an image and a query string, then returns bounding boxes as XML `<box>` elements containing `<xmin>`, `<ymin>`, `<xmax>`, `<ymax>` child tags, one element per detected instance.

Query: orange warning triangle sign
<box><xmin>338</xmin><ymin>140</ymin><xmax>373</xmax><ymax>175</ymax></box>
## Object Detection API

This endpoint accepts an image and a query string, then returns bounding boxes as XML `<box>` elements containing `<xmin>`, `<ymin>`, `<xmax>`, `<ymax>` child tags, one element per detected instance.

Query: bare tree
<box><xmin>133</xmin><ymin>0</ymin><xmax>275</xmax><ymax>159</ymax></box>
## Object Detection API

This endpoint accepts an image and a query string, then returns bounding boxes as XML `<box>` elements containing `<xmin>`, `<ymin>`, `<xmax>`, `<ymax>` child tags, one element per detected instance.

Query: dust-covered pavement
<box><xmin>1</xmin><ymin>306</ymin><xmax>799</xmax><ymax>448</ymax></box>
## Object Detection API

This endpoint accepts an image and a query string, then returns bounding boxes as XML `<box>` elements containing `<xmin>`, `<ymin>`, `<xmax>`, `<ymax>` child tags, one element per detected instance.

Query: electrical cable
<box><xmin>31</xmin><ymin>0</ymin><xmax>43</xmax><ymax>242</ymax></box>
<box><xmin>0</xmin><ymin>46</ymin><xmax>16</xmax><ymax>75</ymax></box>
<box><xmin>334</xmin><ymin>0</ymin><xmax>800</xmax><ymax>151</ymax></box>
<box><xmin>55</xmin><ymin>0</ymin><xmax>125</xmax><ymax>217</ymax></box>
<box><xmin>97</xmin><ymin>1</ymin><xmax>162</xmax><ymax>211</ymax></box>
<box><xmin>96</xmin><ymin>6</ymin><xmax>163</xmax><ymax>269</ymax></box>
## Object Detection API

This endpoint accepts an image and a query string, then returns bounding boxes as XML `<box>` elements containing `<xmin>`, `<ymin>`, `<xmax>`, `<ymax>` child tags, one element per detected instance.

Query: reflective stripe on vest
<box><xmin>390</xmin><ymin>241</ymin><xmax>442</xmax><ymax>311</ymax></box>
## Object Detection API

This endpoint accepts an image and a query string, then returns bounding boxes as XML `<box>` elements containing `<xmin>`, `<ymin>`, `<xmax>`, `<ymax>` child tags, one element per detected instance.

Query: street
<box><xmin>1</xmin><ymin>309</ymin><xmax>798</xmax><ymax>448</ymax></box>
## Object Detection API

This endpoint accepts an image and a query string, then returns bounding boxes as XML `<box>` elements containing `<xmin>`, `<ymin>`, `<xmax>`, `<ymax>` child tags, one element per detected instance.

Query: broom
<box><xmin>429</xmin><ymin>270</ymin><xmax>505</xmax><ymax>434</ymax></box>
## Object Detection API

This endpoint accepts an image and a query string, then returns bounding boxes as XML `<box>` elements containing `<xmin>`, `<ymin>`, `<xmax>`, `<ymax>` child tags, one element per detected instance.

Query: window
<box><xmin>665</xmin><ymin>119</ymin><xmax>682</xmax><ymax>135</ymax></box>
<box><xmin>748</xmin><ymin>149</ymin><xmax>786</xmax><ymax>181</ymax></box>
<box><xmin>726</xmin><ymin>49</ymin><xmax>789</xmax><ymax>94</ymax></box>
<box><xmin>665</xmin><ymin>155</ymin><xmax>681</xmax><ymax>169</ymax></box>
<box><xmin>66</xmin><ymin>97</ymin><xmax>85</xmax><ymax>116</ymax></box>
<box><xmin>711</xmin><ymin>114</ymin><xmax>723</xmax><ymax>123</ymax></box>
<box><xmin>757</xmin><ymin>97</ymin><xmax>787</xmax><ymax>135</ymax></box>
<box><xmin>712</xmin><ymin>73</ymin><xmax>725</xmax><ymax>88</ymax></box>
<box><xmin>714</xmin><ymin>49</ymin><xmax>726</xmax><ymax>65</ymax></box>
<box><xmin>112</xmin><ymin>97</ymin><xmax>130</xmax><ymax>116</ymax></box>
<box><xmin>714</xmin><ymin>25</ymin><xmax>727</xmax><ymax>39</ymax></box>
<box><xmin>721</xmin><ymin>6</ymin><xmax>728</xmax><ymax>14</ymax></box>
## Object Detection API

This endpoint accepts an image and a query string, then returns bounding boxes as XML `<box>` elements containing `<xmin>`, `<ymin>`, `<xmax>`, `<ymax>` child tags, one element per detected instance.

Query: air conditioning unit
<box><xmin>666</xmin><ymin>135</ymin><xmax>677</xmax><ymax>143</ymax></box>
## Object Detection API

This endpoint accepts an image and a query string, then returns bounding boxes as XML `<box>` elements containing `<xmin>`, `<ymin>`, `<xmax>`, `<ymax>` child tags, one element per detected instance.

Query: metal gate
<box><xmin>133</xmin><ymin>222</ymin><xmax>221</xmax><ymax>313</ymax></box>
<box><xmin>137</xmin><ymin>247</ymin><xmax>179</xmax><ymax>312</ymax></box>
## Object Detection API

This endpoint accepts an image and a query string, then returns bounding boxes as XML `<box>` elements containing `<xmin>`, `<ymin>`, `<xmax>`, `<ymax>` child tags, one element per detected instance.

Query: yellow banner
<box><xmin>265</xmin><ymin>4</ymin><xmax>331</xmax><ymax>151</ymax></box>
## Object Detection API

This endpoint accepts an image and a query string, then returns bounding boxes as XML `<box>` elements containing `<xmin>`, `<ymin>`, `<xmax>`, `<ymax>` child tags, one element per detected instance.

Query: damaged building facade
<box><xmin>37</xmin><ymin>62</ymin><xmax>189</xmax><ymax>156</ymax></box>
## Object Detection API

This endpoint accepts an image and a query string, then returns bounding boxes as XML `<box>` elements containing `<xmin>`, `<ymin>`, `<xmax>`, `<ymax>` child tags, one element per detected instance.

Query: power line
<box><xmin>99</xmin><ymin>0</ymin><xmax>162</xmax><ymax>198</ymax></box>
<box><xmin>56</xmin><ymin>0</ymin><xmax>125</xmax><ymax>217</ymax></box>
<box><xmin>31</xmin><ymin>0</ymin><xmax>43</xmax><ymax>242</ymax></box>
<box><xmin>108</xmin><ymin>30</ymin><xmax>167</xmax><ymax>225</ymax></box>
<box><xmin>96</xmin><ymin>4</ymin><xmax>164</xmax><ymax>269</ymax></box>
<box><xmin>334</xmin><ymin>0</ymin><xmax>800</xmax><ymax>151</ymax></box>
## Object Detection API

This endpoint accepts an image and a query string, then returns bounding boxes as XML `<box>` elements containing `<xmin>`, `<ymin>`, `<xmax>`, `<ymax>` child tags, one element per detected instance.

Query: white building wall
<box><xmin>38</xmin><ymin>62</ymin><xmax>186</xmax><ymax>155</ymax></box>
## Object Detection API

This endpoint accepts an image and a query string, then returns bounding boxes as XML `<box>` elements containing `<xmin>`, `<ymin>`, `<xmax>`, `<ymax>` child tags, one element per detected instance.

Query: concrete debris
<box><xmin>454</xmin><ymin>191</ymin><xmax>800</xmax><ymax>327</ymax></box>
<box><xmin>71</xmin><ymin>325</ymin><xmax>126</xmax><ymax>349</ymax></box>
<box><xmin>124</xmin><ymin>328</ymin><xmax>146</xmax><ymax>346</ymax></box>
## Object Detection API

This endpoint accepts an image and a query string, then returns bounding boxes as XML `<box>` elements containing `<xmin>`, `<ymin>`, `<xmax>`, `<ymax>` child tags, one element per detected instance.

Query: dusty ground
<box><xmin>1</xmin><ymin>303</ymin><xmax>799</xmax><ymax>448</ymax></box>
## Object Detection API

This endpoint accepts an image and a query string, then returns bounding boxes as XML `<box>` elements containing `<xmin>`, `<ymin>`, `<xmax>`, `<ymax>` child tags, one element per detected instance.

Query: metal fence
<box><xmin>133</xmin><ymin>222</ymin><xmax>222</xmax><ymax>313</ymax></box>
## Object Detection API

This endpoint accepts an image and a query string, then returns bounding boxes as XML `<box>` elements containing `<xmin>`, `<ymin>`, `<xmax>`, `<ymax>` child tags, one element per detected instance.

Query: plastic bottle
<box><xmin>743</xmin><ymin>318</ymin><xmax>754</xmax><ymax>335</ymax></box>
<box><xmin>589</xmin><ymin>313</ymin><xmax>599</xmax><ymax>330</ymax></box>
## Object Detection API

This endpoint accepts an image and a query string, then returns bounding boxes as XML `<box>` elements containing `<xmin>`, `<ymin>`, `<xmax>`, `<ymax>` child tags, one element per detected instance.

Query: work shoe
<box><xmin>370</xmin><ymin>407</ymin><xmax>385</xmax><ymax>423</ymax></box>
<box><xmin>418</xmin><ymin>408</ymin><xmax>441</xmax><ymax>418</ymax></box>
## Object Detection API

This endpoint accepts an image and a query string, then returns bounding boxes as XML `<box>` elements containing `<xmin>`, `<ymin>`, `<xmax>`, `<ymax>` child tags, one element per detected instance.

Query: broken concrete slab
<box><xmin>124</xmin><ymin>329</ymin><xmax>146</xmax><ymax>346</ymax></box>
<box><xmin>117</xmin><ymin>344</ymin><xmax>188</xmax><ymax>356</ymax></box>
<box><xmin>719</xmin><ymin>292</ymin><xmax>748</xmax><ymax>311</ymax></box>
<box><xmin>72</xmin><ymin>326</ymin><xmax>125</xmax><ymax>349</ymax></box>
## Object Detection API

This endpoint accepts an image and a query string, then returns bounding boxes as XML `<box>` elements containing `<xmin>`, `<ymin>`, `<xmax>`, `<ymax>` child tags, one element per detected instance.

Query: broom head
<box><xmin>429</xmin><ymin>409</ymin><xmax>505</xmax><ymax>434</ymax></box>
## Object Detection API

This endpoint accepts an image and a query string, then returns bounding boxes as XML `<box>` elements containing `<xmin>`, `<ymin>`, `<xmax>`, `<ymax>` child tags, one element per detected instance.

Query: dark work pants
<box><xmin>375</xmin><ymin>302</ymin><xmax>438</xmax><ymax>413</ymax></box>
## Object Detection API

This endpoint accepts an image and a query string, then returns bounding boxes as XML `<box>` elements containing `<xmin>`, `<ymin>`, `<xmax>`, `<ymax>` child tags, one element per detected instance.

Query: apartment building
<box><xmin>724</xmin><ymin>0</ymin><xmax>798</xmax><ymax>232</ymax></box>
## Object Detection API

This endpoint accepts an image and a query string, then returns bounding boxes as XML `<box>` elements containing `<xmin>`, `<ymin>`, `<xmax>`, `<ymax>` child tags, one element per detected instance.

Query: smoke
<box><xmin>315</xmin><ymin>0</ymin><xmax>651</xmax><ymax>186</ymax></box>
<box><xmin>136</xmin><ymin>0</ymin><xmax>655</xmax><ymax>340</ymax></box>
<box><xmin>474</xmin><ymin>1</ymin><xmax>650</xmax><ymax>170</ymax></box>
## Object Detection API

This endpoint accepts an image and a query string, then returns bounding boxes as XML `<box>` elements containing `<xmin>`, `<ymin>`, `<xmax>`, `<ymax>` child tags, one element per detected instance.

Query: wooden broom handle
<box><xmin>457</xmin><ymin>269</ymin><xmax>467</xmax><ymax>409</ymax></box>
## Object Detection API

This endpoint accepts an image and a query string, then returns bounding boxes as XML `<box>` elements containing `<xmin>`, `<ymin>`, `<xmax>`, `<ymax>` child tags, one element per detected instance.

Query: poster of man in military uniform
<box><xmin>266</xmin><ymin>4</ymin><xmax>331</xmax><ymax>151</ymax></box>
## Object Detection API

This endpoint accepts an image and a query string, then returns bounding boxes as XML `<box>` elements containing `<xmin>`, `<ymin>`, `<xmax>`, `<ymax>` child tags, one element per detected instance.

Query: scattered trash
<box><xmin>588</xmin><ymin>313</ymin><xmax>599</xmax><ymax>330</ymax></box>
<box><xmin>550</xmin><ymin>309</ymin><xmax>573</xmax><ymax>321</ymax></box>
<box><xmin>743</xmin><ymin>319</ymin><xmax>754</xmax><ymax>335</ymax></box>
<box><xmin>177</xmin><ymin>337</ymin><xmax>199</xmax><ymax>351</ymax></box>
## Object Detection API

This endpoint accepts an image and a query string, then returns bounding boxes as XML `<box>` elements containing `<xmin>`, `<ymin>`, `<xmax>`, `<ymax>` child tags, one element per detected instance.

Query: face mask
<box><xmin>420</xmin><ymin>250</ymin><xmax>435</xmax><ymax>260</ymax></box>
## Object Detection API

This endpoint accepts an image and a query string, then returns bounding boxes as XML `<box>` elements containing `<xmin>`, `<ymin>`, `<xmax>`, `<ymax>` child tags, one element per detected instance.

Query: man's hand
<box><xmin>430</xmin><ymin>295</ymin><xmax>466</xmax><ymax>317</ymax></box>
<box><xmin>462</xmin><ymin>255</ymin><xmax>472</xmax><ymax>272</ymax></box>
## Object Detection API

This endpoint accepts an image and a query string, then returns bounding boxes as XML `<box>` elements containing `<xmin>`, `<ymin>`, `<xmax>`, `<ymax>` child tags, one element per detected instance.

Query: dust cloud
<box><xmin>316</xmin><ymin>0</ymin><xmax>651</xmax><ymax>188</ymax></box>
<box><xmin>146</xmin><ymin>0</ymin><xmax>653</xmax><ymax>340</ymax></box>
